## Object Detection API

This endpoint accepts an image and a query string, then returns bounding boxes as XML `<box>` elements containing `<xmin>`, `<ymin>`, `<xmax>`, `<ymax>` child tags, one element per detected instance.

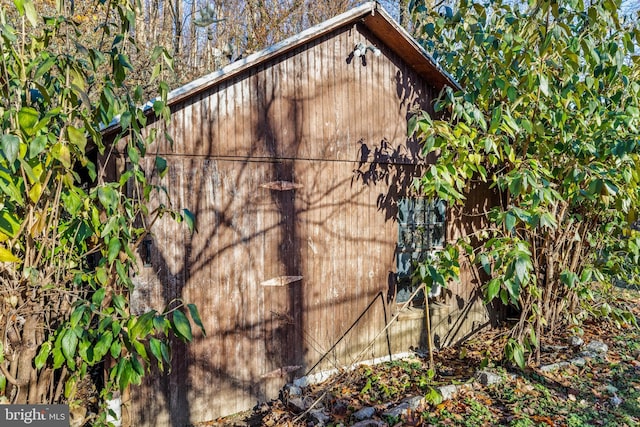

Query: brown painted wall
<box><xmin>119</xmin><ymin>23</ymin><xmax>491</xmax><ymax>425</ymax></box>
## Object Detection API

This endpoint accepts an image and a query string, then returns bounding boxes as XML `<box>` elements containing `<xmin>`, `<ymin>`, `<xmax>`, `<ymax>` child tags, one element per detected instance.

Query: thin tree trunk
<box><xmin>170</xmin><ymin>0</ymin><xmax>183</xmax><ymax>59</ymax></box>
<box><xmin>149</xmin><ymin>0</ymin><xmax>159</xmax><ymax>47</ymax></box>
<box><xmin>399</xmin><ymin>0</ymin><xmax>410</xmax><ymax>28</ymax></box>
<box><xmin>189</xmin><ymin>0</ymin><xmax>197</xmax><ymax>71</ymax></box>
<box><xmin>135</xmin><ymin>0</ymin><xmax>147</xmax><ymax>52</ymax></box>
<box><xmin>14</xmin><ymin>315</ymin><xmax>39</xmax><ymax>403</ymax></box>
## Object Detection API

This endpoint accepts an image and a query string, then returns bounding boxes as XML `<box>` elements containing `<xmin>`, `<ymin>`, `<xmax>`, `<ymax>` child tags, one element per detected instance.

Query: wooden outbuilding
<box><xmin>103</xmin><ymin>2</ymin><xmax>495</xmax><ymax>424</ymax></box>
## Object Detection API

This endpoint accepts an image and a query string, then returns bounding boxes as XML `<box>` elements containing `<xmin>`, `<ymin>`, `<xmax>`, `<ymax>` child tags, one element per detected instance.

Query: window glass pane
<box><xmin>399</xmin><ymin>226</ymin><xmax>412</xmax><ymax>249</ymax></box>
<box><xmin>426</xmin><ymin>201</ymin><xmax>436</xmax><ymax>224</ymax></box>
<box><xmin>396</xmin><ymin>197</ymin><xmax>447</xmax><ymax>285</ymax></box>
<box><xmin>434</xmin><ymin>199</ymin><xmax>446</xmax><ymax>223</ymax></box>
<box><xmin>397</xmin><ymin>199</ymin><xmax>410</xmax><ymax>224</ymax></box>
<box><xmin>396</xmin><ymin>252</ymin><xmax>412</xmax><ymax>278</ymax></box>
<box><xmin>414</xmin><ymin>198</ymin><xmax>425</xmax><ymax>224</ymax></box>
<box><xmin>432</xmin><ymin>223</ymin><xmax>445</xmax><ymax>247</ymax></box>
<box><xmin>416</xmin><ymin>226</ymin><xmax>428</xmax><ymax>250</ymax></box>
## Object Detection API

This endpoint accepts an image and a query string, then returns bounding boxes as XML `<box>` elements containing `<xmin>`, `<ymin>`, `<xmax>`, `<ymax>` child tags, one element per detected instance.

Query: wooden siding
<box><xmin>119</xmin><ymin>23</ymin><xmax>490</xmax><ymax>426</ymax></box>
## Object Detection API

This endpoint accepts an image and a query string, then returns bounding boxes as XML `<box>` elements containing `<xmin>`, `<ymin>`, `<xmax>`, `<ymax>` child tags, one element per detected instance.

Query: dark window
<box><xmin>396</xmin><ymin>197</ymin><xmax>446</xmax><ymax>303</ymax></box>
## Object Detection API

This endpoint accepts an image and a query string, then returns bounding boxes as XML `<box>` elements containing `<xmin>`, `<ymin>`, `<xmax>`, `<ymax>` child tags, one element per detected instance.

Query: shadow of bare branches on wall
<box><xmin>122</xmin><ymin>22</ymin><xmax>459</xmax><ymax>426</ymax></box>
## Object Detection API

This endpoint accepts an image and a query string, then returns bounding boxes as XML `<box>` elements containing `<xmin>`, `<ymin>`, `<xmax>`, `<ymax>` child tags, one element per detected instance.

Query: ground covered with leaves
<box><xmin>199</xmin><ymin>289</ymin><xmax>640</xmax><ymax>426</ymax></box>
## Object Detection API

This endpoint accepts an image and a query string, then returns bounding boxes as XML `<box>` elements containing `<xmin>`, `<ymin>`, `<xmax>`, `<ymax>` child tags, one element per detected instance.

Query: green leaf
<box><xmin>34</xmin><ymin>56</ymin><xmax>55</xmax><ymax>80</ymax></box>
<box><xmin>1</xmin><ymin>134</ymin><xmax>20</xmax><ymax>164</ymax></box>
<box><xmin>182</xmin><ymin>208</ymin><xmax>197</xmax><ymax>234</ymax></box>
<box><xmin>360</xmin><ymin>377</ymin><xmax>372</xmax><ymax>394</ymax></box>
<box><xmin>13</xmin><ymin>0</ymin><xmax>25</xmax><ymax>14</ymax></box>
<box><xmin>78</xmin><ymin>337</ymin><xmax>91</xmax><ymax>363</ymax></box>
<box><xmin>560</xmin><ymin>270</ymin><xmax>578</xmax><ymax>288</ymax></box>
<box><xmin>504</xmin><ymin>279</ymin><xmax>521</xmax><ymax>303</ymax></box>
<box><xmin>52</xmin><ymin>346</ymin><xmax>65</xmax><ymax>370</ymax></box>
<box><xmin>0</xmin><ymin>211</ymin><xmax>21</xmax><ymax>238</ymax></box>
<box><xmin>603</xmin><ymin>180</ymin><xmax>618</xmax><ymax>196</ymax></box>
<box><xmin>160</xmin><ymin>341</ymin><xmax>171</xmax><ymax>364</ymax></box>
<box><xmin>509</xmin><ymin>174</ymin><xmax>522</xmax><ymax>196</ymax></box>
<box><xmin>35</xmin><ymin>342</ymin><xmax>51</xmax><ymax>370</ymax></box>
<box><xmin>67</xmin><ymin>126</ymin><xmax>87</xmax><ymax>154</ymax></box>
<box><xmin>512</xmin><ymin>342</ymin><xmax>525</xmax><ymax>369</ymax></box>
<box><xmin>407</xmin><ymin>114</ymin><xmax>418</xmax><ymax>137</ymax></box>
<box><xmin>505</xmin><ymin>212</ymin><xmax>516</xmax><ymax>232</ymax></box>
<box><xmin>95</xmin><ymin>267</ymin><xmax>108</xmax><ymax>287</ymax></box>
<box><xmin>152</xmin><ymin>100</ymin><xmax>165</xmax><ymax>117</ymax></box>
<box><xmin>64</xmin><ymin>376</ymin><xmax>76</xmax><ymax>399</ymax></box>
<box><xmin>423</xmin><ymin>386</ymin><xmax>443</xmax><ymax>405</ymax></box>
<box><xmin>130</xmin><ymin>311</ymin><xmax>156</xmax><ymax>340</ymax></box>
<box><xmin>130</xmin><ymin>355</ymin><xmax>144</xmax><ymax>378</ymax></box>
<box><xmin>479</xmin><ymin>253</ymin><xmax>492</xmax><ymax>275</ymax></box>
<box><xmin>28</xmin><ymin>135</ymin><xmax>47</xmax><ymax>158</ymax></box>
<box><xmin>539</xmin><ymin>212</ymin><xmax>557</xmax><ymax>229</ymax></box>
<box><xmin>580</xmin><ymin>268</ymin><xmax>593</xmax><ymax>283</ymax></box>
<box><xmin>529</xmin><ymin>327</ymin><xmax>538</xmax><ymax>347</ymax></box>
<box><xmin>23</xmin><ymin>0</ymin><xmax>38</xmax><ymax>27</ymax></box>
<box><xmin>514</xmin><ymin>257</ymin><xmax>529</xmax><ymax>284</ymax></box>
<box><xmin>118</xmin><ymin>358</ymin><xmax>133</xmax><ymax>390</ymax></box>
<box><xmin>0</xmin><ymin>178</ymin><xmax>24</xmax><ymax>206</ymax></box>
<box><xmin>487</xmin><ymin>278</ymin><xmax>500</xmax><ymax>301</ymax></box>
<box><xmin>86</xmin><ymin>161</ymin><xmax>97</xmax><ymax>181</ymax></box>
<box><xmin>97</xmin><ymin>186</ymin><xmax>119</xmax><ymax>211</ymax></box>
<box><xmin>94</xmin><ymin>332</ymin><xmax>113</xmax><ymax>361</ymax></box>
<box><xmin>489</xmin><ymin>106</ymin><xmax>502</xmax><ymax>133</ymax></box>
<box><xmin>112</xmin><ymin>294</ymin><xmax>127</xmax><ymax>315</ymax></box>
<box><xmin>149</xmin><ymin>337</ymin><xmax>164</xmax><ymax>370</ymax></box>
<box><xmin>70</xmin><ymin>305</ymin><xmax>85</xmax><ymax>328</ymax></box>
<box><xmin>187</xmin><ymin>304</ymin><xmax>206</xmax><ymax>336</ymax></box>
<box><xmin>155</xmin><ymin>156</ymin><xmax>168</xmax><ymax>178</ymax></box>
<box><xmin>18</xmin><ymin>107</ymin><xmax>39</xmax><ymax>136</ymax></box>
<box><xmin>61</xmin><ymin>329</ymin><xmax>78</xmax><ymax>367</ymax></box>
<box><xmin>98</xmin><ymin>317</ymin><xmax>113</xmax><ymax>334</ymax></box>
<box><xmin>503</xmin><ymin>112</ymin><xmax>519</xmax><ymax>133</ymax></box>
<box><xmin>480</xmin><ymin>357</ymin><xmax>489</xmax><ymax>369</ymax></box>
<box><xmin>110</xmin><ymin>340</ymin><xmax>122</xmax><ymax>359</ymax></box>
<box><xmin>0</xmin><ymin>246</ymin><xmax>21</xmax><ymax>263</ymax></box>
<box><xmin>172</xmin><ymin>309</ymin><xmax>193</xmax><ymax>342</ymax></box>
<box><xmin>127</xmin><ymin>145</ymin><xmax>139</xmax><ymax>164</ymax></box>
<box><xmin>118</xmin><ymin>53</ymin><xmax>134</xmax><ymax>70</ymax></box>
<box><xmin>153</xmin><ymin>314</ymin><xmax>170</xmax><ymax>335</ymax></box>
<box><xmin>499</xmin><ymin>288</ymin><xmax>509</xmax><ymax>306</ymax></box>
<box><xmin>539</xmin><ymin>74</ymin><xmax>549</xmax><ymax>97</ymax></box>
<box><xmin>51</xmin><ymin>143</ymin><xmax>71</xmax><ymax>168</ymax></box>
<box><xmin>107</xmin><ymin>238</ymin><xmax>121</xmax><ymax>264</ymax></box>
<box><xmin>507</xmin><ymin>86</ymin><xmax>517</xmax><ymax>103</ymax></box>
<box><xmin>115</xmin><ymin>260</ymin><xmax>132</xmax><ymax>287</ymax></box>
<box><xmin>100</xmin><ymin>216</ymin><xmax>118</xmax><ymax>238</ymax></box>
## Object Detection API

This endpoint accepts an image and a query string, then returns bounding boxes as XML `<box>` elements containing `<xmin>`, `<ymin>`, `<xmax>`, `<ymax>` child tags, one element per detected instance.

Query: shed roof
<box><xmin>166</xmin><ymin>1</ymin><xmax>458</xmax><ymax>105</ymax></box>
<box><xmin>103</xmin><ymin>1</ymin><xmax>458</xmax><ymax>134</ymax></box>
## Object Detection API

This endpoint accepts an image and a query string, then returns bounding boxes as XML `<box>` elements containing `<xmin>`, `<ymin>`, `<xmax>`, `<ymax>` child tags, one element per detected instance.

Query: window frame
<box><xmin>395</xmin><ymin>197</ymin><xmax>447</xmax><ymax>303</ymax></box>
